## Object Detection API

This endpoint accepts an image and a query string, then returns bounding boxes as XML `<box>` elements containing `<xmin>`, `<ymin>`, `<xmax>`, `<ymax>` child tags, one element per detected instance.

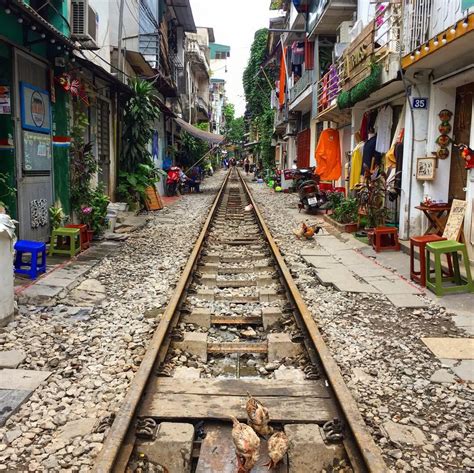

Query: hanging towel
<box><xmin>374</xmin><ymin>105</ymin><xmax>393</xmax><ymax>154</ymax></box>
<box><xmin>315</xmin><ymin>128</ymin><xmax>342</xmax><ymax>181</ymax></box>
<box><xmin>279</xmin><ymin>47</ymin><xmax>287</xmax><ymax>108</ymax></box>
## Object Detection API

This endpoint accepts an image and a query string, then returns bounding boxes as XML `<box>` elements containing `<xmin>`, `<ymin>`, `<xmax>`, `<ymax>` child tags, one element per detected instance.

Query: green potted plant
<box><xmin>332</xmin><ymin>197</ymin><xmax>359</xmax><ymax>233</ymax></box>
<box><xmin>355</xmin><ymin>167</ymin><xmax>390</xmax><ymax>231</ymax></box>
<box><xmin>49</xmin><ymin>204</ymin><xmax>68</xmax><ymax>229</ymax></box>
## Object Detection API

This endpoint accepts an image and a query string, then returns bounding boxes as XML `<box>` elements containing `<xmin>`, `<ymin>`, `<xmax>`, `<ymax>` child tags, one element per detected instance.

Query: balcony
<box><xmin>274</xmin><ymin>105</ymin><xmax>287</xmax><ymax>132</ymax></box>
<box><xmin>196</xmin><ymin>96</ymin><xmax>209</xmax><ymax>119</ymax></box>
<box><xmin>185</xmin><ymin>38</ymin><xmax>210</xmax><ymax>74</ymax></box>
<box><xmin>288</xmin><ymin>69</ymin><xmax>313</xmax><ymax>112</ymax></box>
<box><xmin>307</xmin><ymin>0</ymin><xmax>357</xmax><ymax>37</ymax></box>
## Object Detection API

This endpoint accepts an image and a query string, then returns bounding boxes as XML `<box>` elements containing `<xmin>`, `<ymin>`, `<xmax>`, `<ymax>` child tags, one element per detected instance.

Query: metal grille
<box><xmin>72</xmin><ymin>0</ymin><xmax>86</xmax><ymax>35</ymax></box>
<box><xmin>402</xmin><ymin>0</ymin><xmax>433</xmax><ymax>53</ymax></box>
<box><xmin>97</xmin><ymin>99</ymin><xmax>110</xmax><ymax>194</ymax></box>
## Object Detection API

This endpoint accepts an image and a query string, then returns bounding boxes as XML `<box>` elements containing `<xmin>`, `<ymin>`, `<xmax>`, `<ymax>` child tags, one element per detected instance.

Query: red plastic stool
<box><xmin>372</xmin><ymin>226</ymin><xmax>400</xmax><ymax>252</ymax></box>
<box><xmin>410</xmin><ymin>235</ymin><xmax>452</xmax><ymax>286</ymax></box>
<box><xmin>65</xmin><ymin>224</ymin><xmax>90</xmax><ymax>251</ymax></box>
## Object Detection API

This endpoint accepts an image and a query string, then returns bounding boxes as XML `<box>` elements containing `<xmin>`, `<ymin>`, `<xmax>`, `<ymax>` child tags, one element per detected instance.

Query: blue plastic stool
<box><xmin>14</xmin><ymin>240</ymin><xmax>47</xmax><ymax>279</ymax></box>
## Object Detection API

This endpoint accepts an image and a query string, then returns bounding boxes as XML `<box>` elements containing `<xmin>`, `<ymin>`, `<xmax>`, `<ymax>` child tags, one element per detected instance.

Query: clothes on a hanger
<box><xmin>374</xmin><ymin>105</ymin><xmax>393</xmax><ymax>154</ymax></box>
<box><xmin>315</xmin><ymin>128</ymin><xmax>342</xmax><ymax>181</ymax></box>
<box><xmin>349</xmin><ymin>141</ymin><xmax>364</xmax><ymax>190</ymax></box>
<box><xmin>362</xmin><ymin>135</ymin><xmax>381</xmax><ymax>171</ymax></box>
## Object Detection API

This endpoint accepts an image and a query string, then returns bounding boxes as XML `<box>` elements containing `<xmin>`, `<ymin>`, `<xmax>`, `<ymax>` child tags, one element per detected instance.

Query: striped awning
<box><xmin>174</xmin><ymin>117</ymin><xmax>225</xmax><ymax>145</ymax></box>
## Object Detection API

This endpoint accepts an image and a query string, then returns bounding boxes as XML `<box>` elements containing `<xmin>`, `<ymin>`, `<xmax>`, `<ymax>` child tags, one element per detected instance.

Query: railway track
<box><xmin>93</xmin><ymin>169</ymin><xmax>387</xmax><ymax>473</ymax></box>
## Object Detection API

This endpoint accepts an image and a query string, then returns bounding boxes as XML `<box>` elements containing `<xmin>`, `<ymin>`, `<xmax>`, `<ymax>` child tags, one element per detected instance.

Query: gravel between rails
<box><xmin>246</xmin><ymin>177</ymin><xmax>473</xmax><ymax>473</ymax></box>
<box><xmin>0</xmin><ymin>172</ymin><xmax>226</xmax><ymax>472</ymax></box>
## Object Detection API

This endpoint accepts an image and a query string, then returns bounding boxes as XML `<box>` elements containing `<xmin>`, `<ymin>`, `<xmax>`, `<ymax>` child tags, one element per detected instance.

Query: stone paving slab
<box><xmin>0</xmin><ymin>389</ymin><xmax>31</xmax><ymax>427</ymax></box>
<box><xmin>346</xmin><ymin>264</ymin><xmax>393</xmax><ymax>278</ymax></box>
<box><xmin>365</xmin><ymin>276</ymin><xmax>422</xmax><ymax>295</ymax></box>
<box><xmin>332</xmin><ymin>250</ymin><xmax>369</xmax><ymax>266</ymax></box>
<box><xmin>452</xmin><ymin>360</ymin><xmax>474</xmax><ymax>381</ymax></box>
<box><xmin>299</xmin><ymin>248</ymin><xmax>330</xmax><ymax>257</ymax></box>
<box><xmin>452</xmin><ymin>314</ymin><xmax>474</xmax><ymax>336</ymax></box>
<box><xmin>0</xmin><ymin>369</ymin><xmax>51</xmax><ymax>390</ymax></box>
<box><xmin>332</xmin><ymin>279</ymin><xmax>380</xmax><ymax>294</ymax></box>
<box><xmin>386</xmin><ymin>294</ymin><xmax>428</xmax><ymax>308</ymax></box>
<box><xmin>317</xmin><ymin>237</ymin><xmax>350</xmax><ymax>252</ymax></box>
<box><xmin>422</xmin><ymin>338</ymin><xmax>474</xmax><ymax>359</ymax></box>
<box><xmin>0</xmin><ymin>350</ymin><xmax>26</xmax><ymax>369</ymax></box>
<box><xmin>303</xmin><ymin>255</ymin><xmax>340</xmax><ymax>269</ymax></box>
<box><xmin>35</xmin><ymin>274</ymin><xmax>77</xmax><ymax>288</ymax></box>
<box><xmin>314</xmin><ymin>268</ymin><xmax>351</xmax><ymax>284</ymax></box>
<box><xmin>21</xmin><ymin>284</ymin><xmax>63</xmax><ymax>299</ymax></box>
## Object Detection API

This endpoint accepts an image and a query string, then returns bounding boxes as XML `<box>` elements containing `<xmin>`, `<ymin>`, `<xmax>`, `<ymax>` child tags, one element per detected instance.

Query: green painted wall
<box><xmin>0</xmin><ymin>43</ymin><xmax>17</xmax><ymax>217</ymax></box>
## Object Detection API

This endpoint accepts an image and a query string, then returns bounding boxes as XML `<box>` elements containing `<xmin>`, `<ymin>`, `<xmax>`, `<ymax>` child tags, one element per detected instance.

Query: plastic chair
<box><xmin>14</xmin><ymin>240</ymin><xmax>47</xmax><ymax>279</ymax></box>
<box><xmin>372</xmin><ymin>226</ymin><xmax>400</xmax><ymax>252</ymax></box>
<box><xmin>49</xmin><ymin>227</ymin><xmax>81</xmax><ymax>257</ymax></box>
<box><xmin>410</xmin><ymin>235</ymin><xmax>448</xmax><ymax>286</ymax></box>
<box><xmin>65</xmin><ymin>224</ymin><xmax>90</xmax><ymax>251</ymax></box>
<box><xmin>426</xmin><ymin>240</ymin><xmax>474</xmax><ymax>296</ymax></box>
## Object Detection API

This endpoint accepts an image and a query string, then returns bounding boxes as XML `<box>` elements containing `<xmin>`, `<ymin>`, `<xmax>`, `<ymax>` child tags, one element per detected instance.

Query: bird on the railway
<box><xmin>246</xmin><ymin>392</ymin><xmax>273</xmax><ymax>437</ymax></box>
<box><xmin>264</xmin><ymin>431</ymin><xmax>289</xmax><ymax>470</ymax></box>
<box><xmin>230</xmin><ymin>415</ymin><xmax>261</xmax><ymax>473</ymax></box>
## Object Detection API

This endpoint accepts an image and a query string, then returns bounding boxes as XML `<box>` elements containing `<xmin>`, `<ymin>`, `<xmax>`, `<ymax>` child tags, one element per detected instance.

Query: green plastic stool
<box><xmin>49</xmin><ymin>227</ymin><xmax>81</xmax><ymax>257</ymax></box>
<box><xmin>426</xmin><ymin>240</ymin><xmax>474</xmax><ymax>296</ymax></box>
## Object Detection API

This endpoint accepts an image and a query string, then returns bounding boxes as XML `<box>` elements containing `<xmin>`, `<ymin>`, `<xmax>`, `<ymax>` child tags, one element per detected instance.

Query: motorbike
<box><xmin>166</xmin><ymin>166</ymin><xmax>181</xmax><ymax>196</ymax></box>
<box><xmin>294</xmin><ymin>168</ymin><xmax>328</xmax><ymax>213</ymax></box>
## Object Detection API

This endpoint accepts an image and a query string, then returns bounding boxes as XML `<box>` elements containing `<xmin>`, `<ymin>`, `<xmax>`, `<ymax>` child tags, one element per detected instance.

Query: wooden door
<box><xmin>297</xmin><ymin>128</ymin><xmax>310</xmax><ymax>168</ymax></box>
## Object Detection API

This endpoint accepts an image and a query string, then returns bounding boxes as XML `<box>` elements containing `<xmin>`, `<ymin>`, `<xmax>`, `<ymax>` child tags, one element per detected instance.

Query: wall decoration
<box><xmin>416</xmin><ymin>157</ymin><xmax>436</xmax><ymax>180</ymax></box>
<box><xmin>30</xmin><ymin>199</ymin><xmax>48</xmax><ymax>228</ymax></box>
<box><xmin>0</xmin><ymin>86</ymin><xmax>11</xmax><ymax>114</ymax></box>
<box><xmin>436</xmin><ymin>109</ymin><xmax>453</xmax><ymax>159</ymax></box>
<box><xmin>458</xmin><ymin>144</ymin><xmax>474</xmax><ymax>169</ymax></box>
<box><xmin>55</xmin><ymin>72</ymin><xmax>90</xmax><ymax>105</ymax></box>
<box><xmin>20</xmin><ymin>82</ymin><xmax>51</xmax><ymax>133</ymax></box>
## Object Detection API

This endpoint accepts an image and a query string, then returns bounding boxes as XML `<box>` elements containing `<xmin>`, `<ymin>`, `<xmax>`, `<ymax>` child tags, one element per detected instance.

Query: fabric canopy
<box><xmin>174</xmin><ymin>117</ymin><xmax>225</xmax><ymax>145</ymax></box>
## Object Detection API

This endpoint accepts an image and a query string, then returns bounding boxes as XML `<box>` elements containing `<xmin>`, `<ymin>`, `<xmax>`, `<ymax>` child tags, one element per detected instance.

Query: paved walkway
<box><xmin>307</xmin><ymin>222</ymin><xmax>474</xmax><ymax>385</ymax></box>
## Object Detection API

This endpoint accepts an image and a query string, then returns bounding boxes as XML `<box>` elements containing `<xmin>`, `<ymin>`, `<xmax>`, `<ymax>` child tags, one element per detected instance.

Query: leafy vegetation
<box><xmin>332</xmin><ymin>198</ymin><xmax>358</xmax><ymax>224</ymax></box>
<box><xmin>0</xmin><ymin>171</ymin><xmax>16</xmax><ymax>212</ymax></box>
<box><xmin>355</xmin><ymin>168</ymin><xmax>389</xmax><ymax>228</ymax></box>
<box><xmin>177</xmin><ymin>123</ymin><xmax>211</xmax><ymax>169</ymax></box>
<box><xmin>70</xmin><ymin>111</ymin><xmax>98</xmax><ymax>212</ymax></box>
<box><xmin>121</xmin><ymin>78</ymin><xmax>161</xmax><ymax>173</ymax></box>
<box><xmin>49</xmin><ymin>204</ymin><xmax>68</xmax><ymax>229</ymax></box>
<box><xmin>243</xmin><ymin>28</ymin><xmax>275</xmax><ymax>170</ymax></box>
<box><xmin>117</xmin><ymin>164</ymin><xmax>166</xmax><ymax>206</ymax></box>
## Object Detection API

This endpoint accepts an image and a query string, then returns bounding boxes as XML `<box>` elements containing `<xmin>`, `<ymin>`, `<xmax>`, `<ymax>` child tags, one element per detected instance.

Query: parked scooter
<box><xmin>295</xmin><ymin>169</ymin><xmax>328</xmax><ymax>213</ymax></box>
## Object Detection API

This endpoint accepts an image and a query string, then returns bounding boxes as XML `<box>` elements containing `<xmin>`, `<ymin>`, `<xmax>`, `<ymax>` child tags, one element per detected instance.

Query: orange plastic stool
<box><xmin>65</xmin><ymin>224</ymin><xmax>90</xmax><ymax>251</ymax></box>
<box><xmin>372</xmin><ymin>226</ymin><xmax>400</xmax><ymax>252</ymax></box>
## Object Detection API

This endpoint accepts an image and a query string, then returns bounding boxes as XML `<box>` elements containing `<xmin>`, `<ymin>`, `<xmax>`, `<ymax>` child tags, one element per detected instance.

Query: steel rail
<box><xmin>92</xmin><ymin>170</ymin><xmax>231</xmax><ymax>473</ymax></box>
<box><xmin>238</xmin><ymin>170</ymin><xmax>388</xmax><ymax>473</ymax></box>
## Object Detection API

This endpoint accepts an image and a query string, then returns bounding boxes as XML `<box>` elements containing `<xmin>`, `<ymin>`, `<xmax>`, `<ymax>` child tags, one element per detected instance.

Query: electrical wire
<box><xmin>77</xmin><ymin>49</ymin><xmax>133</xmax><ymax>80</ymax></box>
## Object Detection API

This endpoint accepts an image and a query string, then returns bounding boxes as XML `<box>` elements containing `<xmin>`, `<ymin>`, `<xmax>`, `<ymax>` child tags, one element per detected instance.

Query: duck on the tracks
<box><xmin>230</xmin><ymin>415</ymin><xmax>261</xmax><ymax>473</ymax></box>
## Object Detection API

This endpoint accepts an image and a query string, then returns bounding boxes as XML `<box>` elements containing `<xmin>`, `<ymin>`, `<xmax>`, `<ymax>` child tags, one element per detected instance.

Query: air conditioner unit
<box><xmin>71</xmin><ymin>0</ymin><xmax>98</xmax><ymax>46</ymax></box>
<box><xmin>337</xmin><ymin>21</ymin><xmax>353</xmax><ymax>44</ymax></box>
<box><xmin>285</xmin><ymin>120</ymin><xmax>297</xmax><ymax>137</ymax></box>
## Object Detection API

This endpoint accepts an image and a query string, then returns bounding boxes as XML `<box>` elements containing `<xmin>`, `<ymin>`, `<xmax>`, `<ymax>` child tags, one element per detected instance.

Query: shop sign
<box><xmin>340</xmin><ymin>21</ymin><xmax>375</xmax><ymax>92</ymax></box>
<box><xmin>20</xmin><ymin>82</ymin><xmax>51</xmax><ymax>134</ymax></box>
<box><xmin>0</xmin><ymin>86</ymin><xmax>11</xmax><ymax>114</ymax></box>
<box><xmin>412</xmin><ymin>97</ymin><xmax>428</xmax><ymax>109</ymax></box>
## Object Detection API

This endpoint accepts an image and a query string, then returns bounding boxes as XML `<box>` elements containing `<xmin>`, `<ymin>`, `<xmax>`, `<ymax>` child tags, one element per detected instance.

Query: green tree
<box><xmin>243</xmin><ymin>29</ymin><xmax>275</xmax><ymax>169</ymax></box>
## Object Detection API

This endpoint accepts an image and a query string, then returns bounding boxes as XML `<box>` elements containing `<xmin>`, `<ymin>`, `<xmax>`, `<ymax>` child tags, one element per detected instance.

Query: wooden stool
<box><xmin>410</xmin><ymin>235</ymin><xmax>447</xmax><ymax>286</ymax></box>
<box><xmin>14</xmin><ymin>240</ymin><xmax>47</xmax><ymax>279</ymax></box>
<box><xmin>49</xmin><ymin>227</ymin><xmax>81</xmax><ymax>257</ymax></box>
<box><xmin>372</xmin><ymin>226</ymin><xmax>400</xmax><ymax>252</ymax></box>
<box><xmin>426</xmin><ymin>240</ymin><xmax>474</xmax><ymax>296</ymax></box>
<box><xmin>65</xmin><ymin>224</ymin><xmax>90</xmax><ymax>250</ymax></box>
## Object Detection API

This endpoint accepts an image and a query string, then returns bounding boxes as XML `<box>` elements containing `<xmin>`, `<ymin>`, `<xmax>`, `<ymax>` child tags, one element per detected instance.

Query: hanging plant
<box><xmin>337</xmin><ymin>63</ymin><xmax>382</xmax><ymax>109</ymax></box>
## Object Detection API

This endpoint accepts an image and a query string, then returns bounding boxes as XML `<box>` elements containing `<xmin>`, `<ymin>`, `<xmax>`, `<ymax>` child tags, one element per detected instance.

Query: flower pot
<box><xmin>343</xmin><ymin>222</ymin><xmax>359</xmax><ymax>233</ymax></box>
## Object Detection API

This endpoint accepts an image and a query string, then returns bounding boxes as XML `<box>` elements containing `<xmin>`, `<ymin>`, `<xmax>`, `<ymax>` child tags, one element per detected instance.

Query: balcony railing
<box><xmin>274</xmin><ymin>102</ymin><xmax>288</xmax><ymax>129</ymax></box>
<box><xmin>185</xmin><ymin>38</ymin><xmax>210</xmax><ymax>71</ymax></box>
<box><xmin>402</xmin><ymin>0</ymin><xmax>433</xmax><ymax>54</ymax></box>
<box><xmin>289</xmin><ymin>69</ymin><xmax>312</xmax><ymax>103</ymax></box>
<box><xmin>374</xmin><ymin>0</ymin><xmax>402</xmax><ymax>54</ymax></box>
<box><xmin>316</xmin><ymin>61</ymin><xmax>343</xmax><ymax>115</ymax></box>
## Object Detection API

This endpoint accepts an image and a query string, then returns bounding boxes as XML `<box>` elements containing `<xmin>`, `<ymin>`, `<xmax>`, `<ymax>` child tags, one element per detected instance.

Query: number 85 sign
<box><xmin>412</xmin><ymin>97</ymin><xmax>428</xmax><ymax>109</ymax></box>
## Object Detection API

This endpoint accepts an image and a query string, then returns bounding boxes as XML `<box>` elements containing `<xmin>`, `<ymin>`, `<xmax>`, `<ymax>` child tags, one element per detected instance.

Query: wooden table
<box><xmin>415</xmin><ymin>204</ymin><xmax>451</xmax><ymax>236</ymax></box>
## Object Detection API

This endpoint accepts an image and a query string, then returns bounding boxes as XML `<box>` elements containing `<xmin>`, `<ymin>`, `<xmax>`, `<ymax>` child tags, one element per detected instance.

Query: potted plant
<box><xmin>49</xmin><ymin>204</ymin><xmax>68</xmax><ymax>230</ymax></box>
<box><xmin>331</xmin><ymin>197</ymin><xmax>359</xmax><ymax>233</ymax></box>
<box><xmin>355</xmin><ymin>167</ymin><xmax>390</xmax><ymax>232</ymax></box>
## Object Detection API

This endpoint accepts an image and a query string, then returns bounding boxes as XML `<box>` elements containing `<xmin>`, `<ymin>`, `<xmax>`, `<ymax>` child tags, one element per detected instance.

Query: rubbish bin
<box><xmin>0</xmin><ymin>214</ymin><xmax>16</xmax><ymax>326</ymax></box>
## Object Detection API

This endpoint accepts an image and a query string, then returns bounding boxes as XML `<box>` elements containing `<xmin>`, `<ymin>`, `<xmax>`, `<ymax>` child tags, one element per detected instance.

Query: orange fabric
<box><xmin>279</xmin><ymin>47</ymin><xmax>287</xmax><ymax>107</ymax></box>
<box><xmin>304</xmin><ymin>39</ymin><xmax>314</xmax><ymax>69</ymax></box>
<box><xmin>314</xmin><ymin>128</ymin><xmax>342</xmax><ymax>181</ymax></box>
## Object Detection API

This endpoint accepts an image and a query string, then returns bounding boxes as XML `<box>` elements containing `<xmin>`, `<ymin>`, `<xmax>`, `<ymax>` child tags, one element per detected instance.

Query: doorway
<box><xmin>14</xmin><ymin>50</ymin><xmax>53</xmax><ymax>241</ymax></box>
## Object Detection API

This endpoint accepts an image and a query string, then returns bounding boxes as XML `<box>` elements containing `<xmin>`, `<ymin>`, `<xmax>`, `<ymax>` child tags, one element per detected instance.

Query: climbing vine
<box><xmin>243</xmin><ymin>28</ymin><xmax>275</xmax><ymax>170</ymax></box>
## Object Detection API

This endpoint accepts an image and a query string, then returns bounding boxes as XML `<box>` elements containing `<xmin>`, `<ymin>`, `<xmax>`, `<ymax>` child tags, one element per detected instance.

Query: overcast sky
<box><xmin>189</xmin><ymin>0</ymin><xmax>273</xmax><ymax>117</ymax></box>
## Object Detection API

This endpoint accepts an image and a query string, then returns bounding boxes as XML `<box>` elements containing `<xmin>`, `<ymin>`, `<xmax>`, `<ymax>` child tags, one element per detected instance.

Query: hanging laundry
<box><xmin>279</xmin><ymin>47</ymin><xmax>287</xmax><ymax>108</ymax></box>
<box><xmin>315</xmin><ymin>128</ymin><xmax>342</xmax><ymax>181</ymax></box>
<box><xmin>362</xmin><ymin>135</ymin><xmax>381</xmax><ymax>171</ymax></box>
<box><xmin>350</xmin><ymin>141</ymin><xmax>364</xmax><ymax>190</ymax></box>
<box><xmin>359</xmin><ymin>112</ymin><xmax>369</xmax><ymax>141</ymax></box>
<box><xmin>374</xmin><ymin>105</ymin><xmax>393</xmax><ymax>154</ymax></box>
<box><xmin>291</xmin><ymin>41</ymin><xmax>305</xmax><ymax>65</ymax></box>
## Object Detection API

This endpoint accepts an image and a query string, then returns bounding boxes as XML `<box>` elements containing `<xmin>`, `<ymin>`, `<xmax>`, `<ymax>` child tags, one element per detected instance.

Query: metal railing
<box><xmin>185</xmin><ymin>38</ymin><xmax>210</xmax><ymax>70</ymax></box>
<box><xmin>288</xmin><ymin>69</ymin><xmax>312</xmax><ymax>103</ymax></box>
<box><xmin>374</xmin><ymin>0</ymin><xmax>402</xmax><ymax>53</ymax></box>
<box><xmin>401</xmin><ymin>0</ymin><xmax>432</xmax><ymax>54</ymax></box>
<box><xmin>316</xmin><ymin>60</ymin><xmax>344</xmax><ymax>115</ymax></box>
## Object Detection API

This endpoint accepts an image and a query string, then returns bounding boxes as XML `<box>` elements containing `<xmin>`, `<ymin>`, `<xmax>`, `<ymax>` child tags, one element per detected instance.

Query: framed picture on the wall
<box><xmin>19</xmin><ymin>82</ymin><xmax>51</xmax><ymax>134</ymax></box>
<box><xmin>416</xmin><ymin>157</ymin><xmax>436</xmax><ymax>181</ymax></box>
